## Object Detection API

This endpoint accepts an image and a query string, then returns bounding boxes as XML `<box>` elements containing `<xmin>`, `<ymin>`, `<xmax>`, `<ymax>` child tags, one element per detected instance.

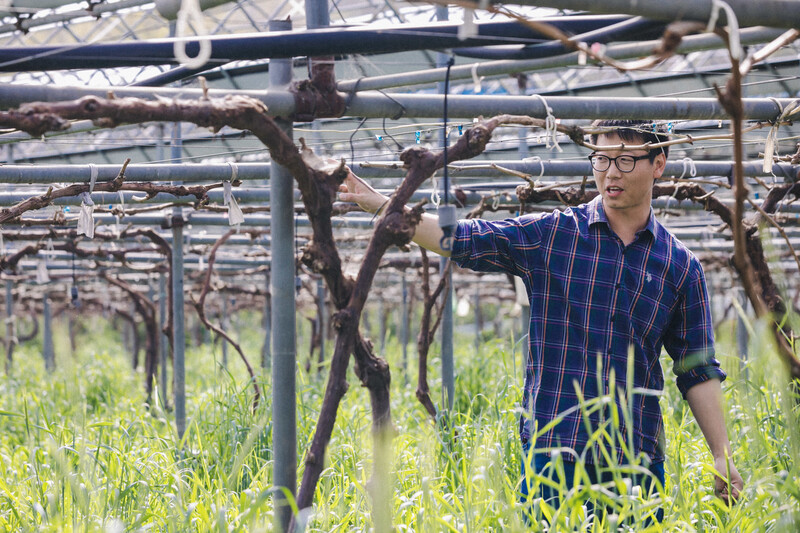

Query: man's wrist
<box><xmin>372</xmin><ymin>197</ymin><xmax>390</xmax><ymax>215</ymax></box>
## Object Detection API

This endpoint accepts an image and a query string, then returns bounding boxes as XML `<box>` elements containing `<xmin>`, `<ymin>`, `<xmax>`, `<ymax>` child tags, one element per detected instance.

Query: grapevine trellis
<box><xmin>0</xmin><ymin>1</ymin><xmax>799</xmax><ymax>531</ymax></box>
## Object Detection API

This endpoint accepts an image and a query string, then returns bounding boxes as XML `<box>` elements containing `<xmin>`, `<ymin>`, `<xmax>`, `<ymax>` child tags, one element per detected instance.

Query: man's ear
<box><xmin>652</xmin><ymin>152</ymin><xmax>667</xmax><ymax>179</ymax></box>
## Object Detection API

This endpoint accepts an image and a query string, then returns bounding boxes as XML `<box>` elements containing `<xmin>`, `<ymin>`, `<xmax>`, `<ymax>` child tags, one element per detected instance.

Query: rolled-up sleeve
<box><xmin>451</xmin><ymin>215</ymin><xmax>545</xmax><ymax>277</ymax></box>
<box><xmin>663</xmin><ymin>261</ymin><xmax>726</xmax><ymax>398</ymax></box>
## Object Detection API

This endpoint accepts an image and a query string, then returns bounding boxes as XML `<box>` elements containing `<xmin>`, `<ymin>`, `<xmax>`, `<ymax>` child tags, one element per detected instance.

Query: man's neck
<box><xmin>603</xmin><ymin>201</ymin><xmax>651</xmax><ymax>246</ymax></box>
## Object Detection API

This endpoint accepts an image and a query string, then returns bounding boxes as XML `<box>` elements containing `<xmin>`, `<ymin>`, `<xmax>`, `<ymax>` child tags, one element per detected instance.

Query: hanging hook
<box><xmin>174</xmin><ymin>0</ymin><xmax>212</xmax><ymax>69</ymax></box>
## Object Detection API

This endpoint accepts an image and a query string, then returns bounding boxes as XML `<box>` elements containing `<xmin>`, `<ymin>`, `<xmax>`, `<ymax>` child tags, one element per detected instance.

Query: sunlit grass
<box><xmin>0</xmin><ymin>311</ymin><xmax>798</xmax><ymax>531</ymax></box>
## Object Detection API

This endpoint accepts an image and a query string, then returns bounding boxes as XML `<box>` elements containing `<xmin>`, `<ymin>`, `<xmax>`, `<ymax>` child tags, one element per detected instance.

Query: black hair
<box><xmin>589</xmin><ymin>119</ymin><xmax>669</xmax><ymax>161</ymax></box>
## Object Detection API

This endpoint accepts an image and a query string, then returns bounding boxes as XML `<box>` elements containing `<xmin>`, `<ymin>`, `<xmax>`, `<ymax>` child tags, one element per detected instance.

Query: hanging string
<box><xmin>174</xmin><ymin>0</ymin><xmax>212</xmax><ymax>69</ymax></box>
<box><xmin>532</xmin><ymin>94</ymin><xmax>562</xmax><ymax>152</ymax></box>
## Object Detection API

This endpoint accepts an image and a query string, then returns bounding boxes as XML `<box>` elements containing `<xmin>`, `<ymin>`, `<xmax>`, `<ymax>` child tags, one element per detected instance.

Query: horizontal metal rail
<box><xmin>489</xmin><ymin>0</ymin><xmax>800</xmax><ymax>29</ymax></box>
<box><xmin>0</xmin><ymin>83</ymin><xmax>793</xmax><ymax>120</ymax></box>
<box><xmin>0</xmin><ymin>160</ymin><xmax>795</xmax><ymax>184</ymax></box>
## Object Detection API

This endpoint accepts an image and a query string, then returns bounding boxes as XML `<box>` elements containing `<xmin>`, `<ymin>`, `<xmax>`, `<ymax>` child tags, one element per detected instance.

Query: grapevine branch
<box><xmin>192</xmin><ymin>229</ymin><xmax>261</xmax><ymax>411</ymax></box>
<box><xmin>416</xmin><ymin>247</ymin><xmax>451</xmax><ymax>421</ymax></box>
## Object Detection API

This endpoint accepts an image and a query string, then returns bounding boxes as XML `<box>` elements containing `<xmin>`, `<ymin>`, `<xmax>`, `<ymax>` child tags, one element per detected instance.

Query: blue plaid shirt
<box><xmin>451</xmin><ymin>196</ymin><xmax>725</xmax><ymax>464</ymax></box>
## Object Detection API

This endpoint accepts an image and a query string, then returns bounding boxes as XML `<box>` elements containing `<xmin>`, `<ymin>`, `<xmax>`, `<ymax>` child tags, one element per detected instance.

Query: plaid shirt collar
<box><xmin>586</xmin><ymin>195</ymin><xmax>660</xmax><ymax>241</ymax></box>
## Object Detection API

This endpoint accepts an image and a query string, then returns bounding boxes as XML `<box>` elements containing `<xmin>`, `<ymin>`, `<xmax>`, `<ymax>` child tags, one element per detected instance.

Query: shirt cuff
<box><xmin>449</xmin><ymin>220</ymin><xmax>470</xmax><ymax>265</ymax></box>
<box><xmin>676</xmin><ymin>365</ymin><xmax>727</xmax><ymax>398</ymax></box>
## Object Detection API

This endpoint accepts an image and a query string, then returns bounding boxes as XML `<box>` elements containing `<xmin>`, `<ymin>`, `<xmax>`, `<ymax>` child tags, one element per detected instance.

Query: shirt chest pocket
<box><xmin>626</xmin><ymin>273</ymin><xmax>679</xmax><ymax>346</ymax></box>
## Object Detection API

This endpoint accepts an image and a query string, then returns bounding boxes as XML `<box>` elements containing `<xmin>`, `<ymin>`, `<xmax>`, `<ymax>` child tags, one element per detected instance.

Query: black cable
<box><xmin>442</xmin><ymin>55</ymin><xmax>455</xmax><ymax>206</ymax></box>
<box><xmin>349</xmin><ymin>117</ymin><xmax>368</xmax><ymax>164</ymax></box>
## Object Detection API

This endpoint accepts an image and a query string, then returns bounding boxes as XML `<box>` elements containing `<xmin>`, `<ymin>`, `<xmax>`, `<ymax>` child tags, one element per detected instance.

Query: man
<box><xmin>339</xmin><ymin>120</ymin><xmax>743</xmax><ymax>519</ymax></box>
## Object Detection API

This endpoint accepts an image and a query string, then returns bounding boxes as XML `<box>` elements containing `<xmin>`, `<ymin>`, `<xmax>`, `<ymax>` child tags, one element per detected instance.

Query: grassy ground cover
<box><xmin>0</xmin><ymin>313</ymin><xmax>798</xmax><ymax>532</ymax></box>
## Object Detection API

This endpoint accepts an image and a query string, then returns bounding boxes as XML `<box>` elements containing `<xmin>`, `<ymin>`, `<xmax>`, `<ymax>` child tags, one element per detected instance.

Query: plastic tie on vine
<box><xmin>471</xmin><ymin>63</ymin><xmax>484</xmax><ymax>93</ymax></box>
<box><xmin>763</xmin><ymin>99</ymin><xmax>798</xmax><ymax>173</ymax></box>
<box><xmin>707</xmin><ymin>0</ymin><xmax>743</xmax><ymax>60</ymax></box>
<box><xmin>523</xmin><ymin>155</ymin><xmax>545</xmax><ymax>178</ymax></box>
<box><xmin>679</xmin><ymin>157</ymin><xmax>697</xmax><ymax>179</ymax></box>
<box><xmin>117</xmin><ymin>190</ymin><xmax>126</xmax><ymax>218</ymax></box>
<box><xmin>224</xmin><ymin>163</ymin><xmax>244</xmax><ymax>226</ymax></box>
<box><xmin>77</xmin><ymin>164</ymin><xmax>98</xmax><ymax>238</ymax></box>
<box><xmin>430</xmin><ymin>175</ymin><xmax>441</xmax><ymax>208</ymax></box>
<box><xmin>36</xmin><ymin>259</ymin><xmax>50</xmax><ymax>285</ymax></box>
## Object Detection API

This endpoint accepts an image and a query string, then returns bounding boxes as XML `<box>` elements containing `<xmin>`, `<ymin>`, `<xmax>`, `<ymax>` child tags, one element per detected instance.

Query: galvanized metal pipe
<box><xmin>440</xmin><ymin>256</ymin><xmax>454</xmax><ymax>412</ymax></box>
<box><xmin>0</xmin><ymin>83</ymin><xmax>792</xmax><ymax>121</ymax></box>
<box><xmin>42</xmin><ymin>291</ymin><xmax>54</xmax><ymax>372</ymax></box>
<box><xmin>170</xmin><ymin>118</ymin><xmax>187</xmax><ymax>441</ymax></box>
<box><xmin>262</xmin><ymin>269</ymin><xmax>271</xmax><ymax>369</ymax></box>
<box><xmin>221</xmin><ymin>293</ymin><xmax>228</xmax><ymax>368</ymax></box>
<box><xmin>487</xmin><ymin>0</ymin><xmax>800</xmax><ymax>30</ymax></box>
<box><xmin>268</xmin><ymin>19</ymin><xmax>297</xmax><ymax>533</ymax></box>
<box><xmin>0</xmin><ymin>18</ymin><xmax>629</xmax><ymax>71</ymax></box>
<box><xmin>159</xmin><ymin>272</ymin><xmax>169</xmax><ymax>409</ymax></box>
<box><xmin>5</xmin><ymin>280</ymin><xmax>12</xmax><ymax>373</ymax></box>
<box><xmin>0</xmin><ymin>159</ymin><xmax>796</xmax><ymax>185</ymax></box>
<box><xmin>401</xmin><ymin>273</ymin><xmax>409</xmax><ymax>384</ymax></box>
<box><xmin>337</xmin><ymin>26</ymin><xmax>783</xmax><ymax>92</ymax></box>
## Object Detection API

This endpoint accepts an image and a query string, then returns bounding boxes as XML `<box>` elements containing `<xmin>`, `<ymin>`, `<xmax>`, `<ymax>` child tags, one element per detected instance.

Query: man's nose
<box><xmin>605</xmin><ymin>162</ymin><xmax>624</xmax><ymax>179</ymax></box>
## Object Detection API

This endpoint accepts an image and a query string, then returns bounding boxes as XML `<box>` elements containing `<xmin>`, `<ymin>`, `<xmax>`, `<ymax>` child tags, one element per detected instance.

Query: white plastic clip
<box><xmin>224</xmin><ymin>163</ymin><xmax>244</xmax><ymax>226</ymax></box>
<box><xmin>430</xmin><ymin>175</ymin><xmax>441</xmax><ymax>208</ymax></box>
<box><xmin>174</xmin><ymin>0</ymin><xmax>212</xmax><ymax>69</ymax></box>
<box><xmin>471</xmin><ymin>63</ymin><xmax>484</xmax><ymax>93</ymax></box>
<box><xmin>532</xmin><ymin>94</ymin><xmax>562</xmax><ymax>152</ymax></box>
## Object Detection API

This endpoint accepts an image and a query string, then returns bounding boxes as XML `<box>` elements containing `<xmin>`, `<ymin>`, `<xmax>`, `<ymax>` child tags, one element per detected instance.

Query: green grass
<box><xmin>0</xmin><ymin>312</ymin><xmax>798</xmax><ymax>532</ymax></box>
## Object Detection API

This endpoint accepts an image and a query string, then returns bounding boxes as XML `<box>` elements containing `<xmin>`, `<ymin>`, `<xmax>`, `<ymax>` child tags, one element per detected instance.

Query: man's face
<box><xmin>592</xmin><ymin>133</ymin><xmax>665</xmax><ymax>214</ymax></box>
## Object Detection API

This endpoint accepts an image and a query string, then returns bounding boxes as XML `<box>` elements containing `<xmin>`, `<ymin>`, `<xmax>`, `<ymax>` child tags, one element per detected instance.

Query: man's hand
<box><xmin>713</xmin><ymin>455</ymin><xmax>743</xmax><ymax>505</ymax></box>
<box><xmin>337</xmin><ymin>169</ymin><xmax>389</xmax><ymax>214</ymax></box>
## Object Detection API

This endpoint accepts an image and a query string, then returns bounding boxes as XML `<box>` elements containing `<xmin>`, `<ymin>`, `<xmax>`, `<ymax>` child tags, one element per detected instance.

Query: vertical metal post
<box><xmin>269</xmin><ymin>18</ymin><xmax>296</xmax><ymax>532</ymax></box>
<box><xmin>436</xmin><ymin>3</ymin><xmax>455</xmax><ymax>412</ymax></box>
<box><xmin>473</xmin><ymin>288</ymin><xmax>481</xmax><ymax>355</ymax></box>
<box><xmin>43</xmin><ymin>292</ymin><xmax>54</xmax><ymax>372</ymax></box>
<box><xmin>171</xmin><ymin>213</ymin><xmax>185</xmax><ymax>439</ymax></box>
<box><xmin>317</xmin><ymin>277</ymin><xmax>326</xmax><ymax>365</ymax></box>
<box><xmin>736</xmin><ymin>287</ymin><xmax>749</xmax><ymax>362</ymax></box>
<box><xmin>159</xmin><ymin>272</ymin><xmax>168</xmax><ymax>408</ymax></box>
<box><xmin>221</xmin><ymin>294</ymin><xmax>228</xmax><ymax>368</ymax></box>
<box><xmin>378</xmin><ymin>297</ymin><xmax>386</xmax><ymax>355</ymax></box>
<box><xmin>171</xmin><ymin>117</ymin><xmax>187</xmax><ymax>440</ymax></box>
<box><xmin>262</xmin><ymin>269</ymin><xmax>271</xmax><ymax>369</ymax></box>
<box><xmin>401</xmin><ymin>273</ymin><xmax>409</xmax><ymax>383</ymax></box>
<box><xmin>5</xmin><ymin>280</ymin><xmax>13</xmax><ymax>373</ymax></box>
<box><xmin>516</xmin><ymin>74</ymin><xmax>530</xmax><ymax>159</ymax></box>
<box><xmin>440</xmin><ymin>258</ymin><xmax>454</xmax><ymax>411</ymax></box>
<box><xmin>304</xmin><ymin>0</ymin><xmax>330</xmax><ymax>29</ymax></box>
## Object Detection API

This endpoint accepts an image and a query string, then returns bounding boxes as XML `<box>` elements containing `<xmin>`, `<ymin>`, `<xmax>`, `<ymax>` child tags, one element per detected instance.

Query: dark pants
<box><xmin>520</xmin><ymin>444</ymin><xmax>665</xmax><ymax>525</ymax></box>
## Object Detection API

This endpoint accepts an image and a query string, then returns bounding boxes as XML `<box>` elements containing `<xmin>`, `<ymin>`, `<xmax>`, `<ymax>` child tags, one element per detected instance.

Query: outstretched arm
<box><xmin>338</xmin><ymin>170</ymin><xmax>450</xmax><ymax>257</ymax></box>
<box><xmin>686</xmin><ymin>379</ymin><xmax>744</xmax><ymax>504</ymax></box>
